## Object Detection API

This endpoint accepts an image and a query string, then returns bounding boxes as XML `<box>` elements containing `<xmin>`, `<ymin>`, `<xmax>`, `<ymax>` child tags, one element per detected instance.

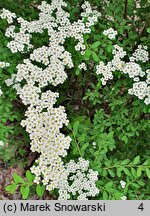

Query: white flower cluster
<box><xmin>81</xmin><ymin>1</ymin><xmax>101</xmax><ymax>26</ymax></box>
<box><xmin>78</xmin><ymin>62</ymin><xmax>87</xmax><ymax>70</ymax></box>
<box><xmin>74</xmin><ymin>1</ymin><xmax>101</xmax><ymax>53</ymax></box>
<box><xmin>5</xmin><ymin>24</ymin><xmax>32</xmax><ymax>53</ymax></box>
<box><xmin>120</xmin><ymin>180</ymin><xmax>126</xmax><ymax>189</ymax></box>
<box><xmin>96</xmin><ymin>61</ymin><xmax>113</xmax><ymax>85</ymax></box>
<box><xmin>103</xmin><ymin>27</ymin><xmax>118</xmax><ymax>39</ymax></box>
<box><xmin>96</xmin><ymin>44</ymin><xmax>150</xmax><ymax>104</ymax></box>
<box><xmin>4</xmin><ymin>74</ymin><xmax>17</xmax><ymax>87</ymax></box>
<box><xmin>0</xmin><ymin>8</ymin><xmax>16</xmax><ymax>24</ymax></box>
<box><xmin>58</xmin><ymin>158</ymin><xmax>99</xmax><ymax>200</ymax></box>
<box><xmin>2</xmin><ymin>0</ymin><xmax>100</xmax><ymax>199</ymax></box>
<box><xmin>123</xmin><ymin>62</ymin><xmax>144</xmax><ymax>78</ymax></box>
<box><xmin>0</xmin><ymin>61</ymin><xmax>10</xmax><ymax>68</ymax></box>
<box><xmin>96</xmin><ymin>45</ymin><xmax>126</xmax><ymax>85</ymax></box>
<box><xmin>112</xmin><ymin>45</ymin><xmax>127</xmax><ymax>59</ymax></box>
<box><xmin>128</xmin><ymin>81</ymin><xmax>150</xmax><ymax>104</ymax></box>
<box><xmin>2</xmin><ymin>1</ymin><xmax>101</xmax><ymax>56</ymax></box>
<box><xmin>132</xmin><ymin>45</ymin><xmax>149</xmax><ymax>62</ymax></box>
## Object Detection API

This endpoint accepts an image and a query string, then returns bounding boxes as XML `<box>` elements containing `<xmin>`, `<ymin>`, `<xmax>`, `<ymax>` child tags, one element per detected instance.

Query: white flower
<box><xmin>0</xmin><ymin>87</ymin><xmax>3</xmax><ymax>96</ymax></box>
<box><xmin>78</xmin><ymin>62</ymin><xmax>87</xmax><ymax>70</ymax></box>
<box><xmin>121</xmin><ymin>196</ymin><xmax>127</xmax><ymax>200</ymax></box>
<box><xmin>0</xmin><ymin>61</ymin><xmax>10</xmax><ymax>68</ymax></box>
<box><xmin>123</xmin><ymin>62</ymin><xmax>143</xmax><ymax>78</ymax></box>
<box><xmin>92</xmin><ymin>142</ymin><xmax>96</xmax><ymax>148</ymax></box>
<box><xmin>0</xmin><ymin>9</ymin><xmax>16</xmax><ymax>24</ymax></box>
<box><xmin>132</xmin><ymin>45</ymin><xmax>149</xmax><ymax>63</ymax></box>
<box><xmin>95</xmin><ymin>44</ymin><xmax>149</xmax><ymax>104</ymax></box>
<box><xmin>57</xmin><ymin>157</ymin><xmax>99</xmax><ymax>200</ymax></box>
<box><xmin>129</xmin><ymin>81</ymin><xmax>148</xmax><ymax>101</ymax></box>
<box><xmin>120</xmin><ymin>180</ymin><xmax>126</xmax><ymax>189</ymax></box>
<box><xmin>103</xmin><ymin>28</ymin><xmax>118</xmax><ymax>39</ymax></box>
<box><xmin>0</xmin><ymin>141</ymin><xmax>4</xmax><ymax>146</ymax></box>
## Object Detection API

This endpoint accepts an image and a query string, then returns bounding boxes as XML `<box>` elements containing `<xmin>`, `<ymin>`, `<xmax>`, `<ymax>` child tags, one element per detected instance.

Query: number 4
<box><xmin>138</xmin><ymin>203</ymin><xmax>144</xmax><ymax>211</ymax></box>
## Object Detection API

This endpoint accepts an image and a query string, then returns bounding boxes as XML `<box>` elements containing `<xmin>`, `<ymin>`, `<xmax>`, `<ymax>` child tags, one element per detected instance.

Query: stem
<box><xmin>123</xmin><ymin>0</ymin><xmax>128</xmax><ymax>38</ymax></box>
<box><xmin>123</xmin><ymin>0</ymin><xmax>128</xmax><ymax>20</ymax></box>
<box><xmin>72</xmin><ymin>130</ymin><xmax>82</xmax><ymax>157</ymax></box>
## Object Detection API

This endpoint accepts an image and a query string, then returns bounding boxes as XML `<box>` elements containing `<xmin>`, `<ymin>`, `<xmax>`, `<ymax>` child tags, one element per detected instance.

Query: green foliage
<box><xmin>5</xmin><ymin>170</ymin><xmax>46</xmax><ymax>199</ymax></box>
<box><xmin>5</xmin><ymin>170</ymin><xmax>35</xmax><ymax>199</ymax></box>
<box><xmin>36</xmin><ymin>185</ymin><xmax>45</xmax><ymax>198</ymax></box>
<box><xmin>0</xmin><ymin>12</ymin><xmax>29</xmax><ymax>165</ymax></box>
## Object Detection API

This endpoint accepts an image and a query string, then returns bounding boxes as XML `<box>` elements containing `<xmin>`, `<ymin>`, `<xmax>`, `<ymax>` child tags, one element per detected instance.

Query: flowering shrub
<box><xmin>0</xmin><ymin>0</ymin><xmax>150</xmax><ymax>200</ymax></box>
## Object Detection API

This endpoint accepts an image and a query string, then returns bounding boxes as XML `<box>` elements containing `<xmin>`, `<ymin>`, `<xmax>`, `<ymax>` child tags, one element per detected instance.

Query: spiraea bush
<box><xmin>0</xmin><ymin>0</ymin><xmax>150</xmax><ymax>200</ymax></box>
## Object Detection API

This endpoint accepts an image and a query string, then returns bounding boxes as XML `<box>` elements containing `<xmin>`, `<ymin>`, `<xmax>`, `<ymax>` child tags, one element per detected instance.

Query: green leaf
<box><xmin>91</xmin><ymin>41</ymin><xmax>100</xmax><ymax>49</ymax></box>
<box><xmin>145</xmin><ymin>168</ymin><xmax>150</xmax><ymax>178</ymax></box>
<box><xmin>75</xmin><ymin>68</ymin><xmax>80</xmax><ymax>75</ymax></box>
<box><xmin>78</xmin><ymin>134</ymin><xmax>86</xmax><ymax>143</ymax></box>
<box><xmin>67</xmin><ymin>123</ymin><xmax>72</xmax><ymax>130</ymax></box>
<box><xmin>137</xmin><ymin>167</ymin><xmax>142</xmax><ymax>177</ymax></box>
<box><xmin>107</xmin><ymin>45</ymin><xmax>113</xmax><ymax>53</ymax></box>
<box><xmin>143</xmin><ymin>159</ymin><xmax>150</xmax><ymax>166</ymax></box>
<box><xmin>123</xmin><ymin>168</ymin><xmax>131</xmax><ymax>176</ymax></box>
<box><xmin>102</xmin><ymin>169</ymin><xmax>108</xmax><ymax>177</ymax></box>
<box><xmin>83</xmin><ymin>95</ymin><xmax>88</xmax><ymax>100</ymax></box>
<box><xmin>5</xmin><ymin>184</ymin><xmax>17</xmax><ymax>194</ymax></box>
<box><xmin>128</xmin><ymin>0</ymin><xmax>134</xmax><ymax>5</ymax></box>
<box><xmin>26</xmin><ymin>170</ymin><xmax>34</xmax><ymax>182</ymax></box>
<box><xmin>13</xmin><ymin>173</ymin><xmax>25</xmax><ymax>184</ymax></box>
<box><xmin>117</xmin><ymin>168</ymin><xmax>122</xmax><ymax>177</ymax></box>
<box><xmin>73</xmin><ymin>121</ymin><xmax>79</xmax><ymax>136</ymax></box>
<box><xmin>122</xmin><ymin>135</ymin><xmax>128</xmax><ymax>143</ymax></box>
<box><xmin>72</xmin><ymin>141</ymin><xmax>78</xmax><ymax>155</ymax></box>
<box><xmin>131</xmin><ymin>167</ymin><xmax>137</xmax><ymax>178</ymax></box>
<box><xmin>108</xmin><ymin>169</ymin><xmax>115</xmax><ymax>177</ymax></box>
<box><xmin>103</xmin><ymin>191</ymin><xmax>108</xmax><ymax>199</ymax></box>
<box><xmin>92</xmin><ymin>52</ymin><xmax>99</xmax><ymax>62</ymax></box>
<box><xmin>133</xmin><ymin>156</ymin><xmax>140</xmax><ymax>165</ymax></box>
<box><xmin>131</xmin><ymin>183</ymin><xmax>140</xmax><ymax>189</ymax></box>
<box><xmin>137</xmin><ymin>180</ymin><xmax>145</xmax><ymax>186</ymax></box>
<box><xmin>121</xmin><ymin>159</ymin><xmax>130</xmax><ymax>165</ymax></box>
<box><xmin>81</xmin><ymin>143</ymin><xmax>89</xmax><ymax>156</ymax></box>
<box><xmin>20</xmin><ymin>185</ymin><xmax>30</xmax><ymax>200</ymax></box>
<box><xmin>119</xmin><ymin>27</ymin><xmax>124</xmax><ymax>34</ymax></box>
<box><xmin>36</xmin><ymin>184</ymin><xmax>45</xmax><ymax>198</ymax></box>
<box><xmin>105</xmin><ymin>182</ymin><xmax>113</xmax><ymax>189</ymax></box>
<box><xmin>114</xmin><ymin>192</ymin><xmax>124</xmax><ymax>199</ymax></box>
<box><xmin>147</xmin><ymin>28</ymin><xmax>150</xmax><ymax>33</ymax></box>
<box><xmin>107</xmin><ymin>131</ymin><xmax>114</xmax><ymax>139</ymax></box>
<box><xmin>85</xmin><ymin>49</ymin><xmax>92</xmax><ymax>58</ymax></box>
<box><xmin>140</xmin><ymin>37</ymin><xmax>147</xmax><ymax>41</ymax></box>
